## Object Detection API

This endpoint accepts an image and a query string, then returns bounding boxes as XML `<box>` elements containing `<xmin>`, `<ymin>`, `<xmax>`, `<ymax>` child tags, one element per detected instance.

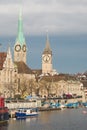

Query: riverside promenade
<box><xmin>5</xmin><ymin>97</ymin><xmax>84</xmax><ymax>109</ymax></box>
<box><xmin>5</xmin><ymin>97</ymin><xmax>85</xmax><ymax>118</ymax></box>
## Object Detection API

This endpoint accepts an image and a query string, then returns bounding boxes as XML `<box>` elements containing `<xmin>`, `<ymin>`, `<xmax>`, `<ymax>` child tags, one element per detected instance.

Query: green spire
<box><xmin>43</xmin><ymin>32</ymin><xmax>52</xmax><ymax>55</ymax></box>
<box><xmin>16</xmin><ymin>5</ymin><xmax>25</xmax><ymax>46</ymax></box>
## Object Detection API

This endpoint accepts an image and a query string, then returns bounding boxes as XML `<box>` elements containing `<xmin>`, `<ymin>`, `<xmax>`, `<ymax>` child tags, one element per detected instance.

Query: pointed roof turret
<box><xmin>6</xmin><ymin>44</ymin><xmax>12</xmax><ymax>59</ymax></box>
<box><xmin>43</xmin><ymin>32</ymin><xmax>52</xmax><ymax>55</ymax></box>
<box><xmin>16</xmin><ymin>5</ymin><xmax>25</xmax><ymax>46</ymax></box>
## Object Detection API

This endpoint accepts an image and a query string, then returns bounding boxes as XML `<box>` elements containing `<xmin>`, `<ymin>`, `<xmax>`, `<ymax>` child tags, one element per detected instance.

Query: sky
<box><xmin>0</xmin><ymin>0</ymin><xmax>87</xmax><ymax>35</ymax></box>
<box><xmin>0</xmin><ymin>0</ymin><xmax>87</xmax><ymax>74</ymax></box>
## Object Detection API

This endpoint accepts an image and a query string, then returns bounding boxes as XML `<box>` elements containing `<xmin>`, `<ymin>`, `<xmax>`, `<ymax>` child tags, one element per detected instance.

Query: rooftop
<box><xmin>14</xmin><ymin>61</ymin><xmax>34</xmax><ymax>74</ymax></box>
<box><xmin>0</xmin><ymin>52</ymin><xmax>7</xmax><ymax>70</ymax></box>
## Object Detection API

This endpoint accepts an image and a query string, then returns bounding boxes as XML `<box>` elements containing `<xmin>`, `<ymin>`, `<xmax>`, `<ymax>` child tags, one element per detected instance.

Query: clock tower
<box><xmin>14</xmin><ymin>7</ymin><xmax>27</xmax><ymax>63</ymax></box>
<box><xmin>42</xmin><ymin>33</ymin><xmax>53</xmax><ymax>74</ymax></box>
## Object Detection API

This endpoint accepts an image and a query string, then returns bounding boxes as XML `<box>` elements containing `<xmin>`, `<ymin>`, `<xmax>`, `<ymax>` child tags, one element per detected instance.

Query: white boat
<box><xmin>15</xmin><ymin>108</ymin><xmax>38</xmax><ymax>119</ymax></box>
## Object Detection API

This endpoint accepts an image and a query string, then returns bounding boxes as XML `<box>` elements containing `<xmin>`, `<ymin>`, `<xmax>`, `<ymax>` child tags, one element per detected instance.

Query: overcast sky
<box><xmin>0</xmin><ymin>0</ymin><xmax>87</xmax><ymax>36</ymax></box>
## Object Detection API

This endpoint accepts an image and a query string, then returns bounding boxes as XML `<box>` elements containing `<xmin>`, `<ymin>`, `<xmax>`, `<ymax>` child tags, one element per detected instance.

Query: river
<box><xmin>0</xmin><ymin>108</ymin><xmax>87</xmax><ymax>130</ymax></box>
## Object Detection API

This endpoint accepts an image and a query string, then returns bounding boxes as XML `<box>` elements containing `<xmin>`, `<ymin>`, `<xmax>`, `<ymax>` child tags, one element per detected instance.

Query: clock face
<box><xmin>43</xmin><ymin>55</ymin><xmax>50</xmax><ymax>62</ymax></box>
<box><xmin>15</xmin><ymin>45</ymin><xmax>21</xmax><ymax>52</ymax></box>
<box><xmin>22</xmin><ymin>45</ymin><xmax>26</xmax><ymax>52</ymax></box>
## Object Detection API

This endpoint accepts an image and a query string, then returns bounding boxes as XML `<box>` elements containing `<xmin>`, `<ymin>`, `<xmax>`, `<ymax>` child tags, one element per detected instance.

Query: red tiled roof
<box><xmin>0</xmin><ymin>52</ymin><xmax>7</xmax><ymax>70</ymax></box>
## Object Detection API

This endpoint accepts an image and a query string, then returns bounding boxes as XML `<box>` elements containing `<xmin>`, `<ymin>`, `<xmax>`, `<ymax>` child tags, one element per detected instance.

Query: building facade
<box><xmin>0</xmin><ymin>47</ymin><xmax>17</xmax><ymax>98</ymax></box>
<box><xmin>38</xmin><ymin>79</ymin><xmax>84</xmax><ymax>99</ymax></box>
<box><xmin>42</xmin><ymin>33</ymin><xmax>53</xmax><ymax>74</ymax></box>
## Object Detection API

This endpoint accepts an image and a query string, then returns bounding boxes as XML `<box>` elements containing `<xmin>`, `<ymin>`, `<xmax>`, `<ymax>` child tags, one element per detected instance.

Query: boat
<box><xmin>15</xmin><ymin>108</ymin><xmax>38</xmax><ymax>119</ymax></box>
<box><xmin>50</xmin><ymin>102</ymin><xmax>66</xmax><ymax>109</ymax></box>
<box><xmin>82</xmin><ymin>102</ymin><xmax>87</xmax><ymax>107</ymax></box>
<box><xmin>65</xmin><ymin>102</ymin><xmax>79</xmax><ymax>108</ymax></box>
<box><xmin>0</xmin><ymin>97</ymin><xmax>9</xmax><ymax>125</ymax></box>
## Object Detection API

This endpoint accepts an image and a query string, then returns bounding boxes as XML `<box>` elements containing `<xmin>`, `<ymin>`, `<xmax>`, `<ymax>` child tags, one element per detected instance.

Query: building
<box><xmin>0</xmin><ymin>47</ymin><xmax>17</xmax><ymax>98</ymax></box>
<box><xmin>14</xmin><ymin>7</ymin><xmax>27</xmax><ymax>64</ymax></box>
<box><xmin>0</xmin><ymin>7</ymin><xmax>35</xmax><ymax>98</ymax></box>
<box><xmin>37</xmin><ymin>75</ymin><xmax>84</xmax><ymax>99</ymax></box>
<box><xmin>0</xmin><ymin>5</ymin><xmax>84</xmax><ymax>101</ymax></box>
<box><xmin>42</xmin><ymin>33</ymin><xmax>53</xmax><ymax>74</ymax></box>
<box><xmin>13</xmin><ymin>7</ymin><xmax>35</xmax><ymax>96</ymax></box>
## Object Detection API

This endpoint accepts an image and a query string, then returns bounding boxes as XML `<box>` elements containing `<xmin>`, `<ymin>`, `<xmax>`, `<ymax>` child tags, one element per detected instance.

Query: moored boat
<box><xmin>65</xmin><ymin>102</ymin><xmax>79</xmax><ymax>108</ymax></box>
<box><xmin>82</xmin><ymin>102</ymin><xmax>87</xmax><ymax>108</ymax></box>
<box><xmin>0</xmin><ymin>97</ymin><xmax>9</xmax><ymax>125</ymax></box>
<box><xmin>15</xmin><ymin>108</ymin><xmax>38</xmax><ymax>119</ymax></box>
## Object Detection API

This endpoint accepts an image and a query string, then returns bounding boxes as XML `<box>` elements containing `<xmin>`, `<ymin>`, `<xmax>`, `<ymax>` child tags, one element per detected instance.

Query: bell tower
<box><xmin>42</xmin><ymin>33</ymin><xmax>53</xmax><ymax>74</ymax></box>
<box><xmin>14</xmin><ymin>6</ymin><xmax>27</xmax><ymax>64</ymax></box>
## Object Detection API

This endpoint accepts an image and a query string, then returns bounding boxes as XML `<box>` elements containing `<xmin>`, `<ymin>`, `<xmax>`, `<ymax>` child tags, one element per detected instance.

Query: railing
<box><xmin>5</xmin><ymin>100</ymin><xmax>41</xmax><ymax>110</ymax></box>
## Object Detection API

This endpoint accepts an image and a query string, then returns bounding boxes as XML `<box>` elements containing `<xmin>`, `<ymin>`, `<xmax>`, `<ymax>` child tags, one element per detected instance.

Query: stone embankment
<box><xmin>6</xmin><ymin>97</ymin><xmax>85</xmax><ymax>118</ymax></box>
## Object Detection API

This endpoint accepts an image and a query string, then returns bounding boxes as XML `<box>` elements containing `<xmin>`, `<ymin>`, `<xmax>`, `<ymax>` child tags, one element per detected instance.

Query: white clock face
<box><xmin>15</xmin><ymin>45</ymin><xmax>21</xmax><ymax>52</ymax></box>
<box><xmin>43</xmin><ymin>55</ymin><xmax>50</xmax><ymax>62</ymax></box>
<box><xmin>22</xmin><ymin>45</ymin><xmax>26</xmax><ymax>52</ymax></box>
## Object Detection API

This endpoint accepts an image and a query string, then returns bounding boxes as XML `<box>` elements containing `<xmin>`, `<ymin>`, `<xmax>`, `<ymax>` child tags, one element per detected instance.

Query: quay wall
<box><xmin>5</xmin><ymin>98</ymin><xmax>84</xmax><ymax>110</ymax></box>
<box><xmin>60</xmin><ymin>98</ymin><xmax>83</xmax><ymax>104</ymax></box>
<box><xmin>5</xmin><ymin>100</ymin><xmax>41</xmax><ymax>110</ymax></box>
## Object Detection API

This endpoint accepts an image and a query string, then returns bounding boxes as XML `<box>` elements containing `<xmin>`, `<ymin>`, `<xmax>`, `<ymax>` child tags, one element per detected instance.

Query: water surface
<box><xmin>0</xmin><ymin>108</ymin><xmax>87</xmax><ymax>130</ymax></box>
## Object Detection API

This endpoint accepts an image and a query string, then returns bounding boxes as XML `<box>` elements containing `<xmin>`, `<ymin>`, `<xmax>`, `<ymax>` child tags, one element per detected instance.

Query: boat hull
<box><xmin>0</xmin><ymin>107</ymin><xmax>9</xmax><ymax>125</ymax></box>
<box><xmin>16</xmin><ymin>113</ymin><xmax>38</xmax><ymax>119</ymax></box>
<box><xmin>15</xmin><ymin>108</ymin><xmax>38</xmax><ymax>119</ymax></box>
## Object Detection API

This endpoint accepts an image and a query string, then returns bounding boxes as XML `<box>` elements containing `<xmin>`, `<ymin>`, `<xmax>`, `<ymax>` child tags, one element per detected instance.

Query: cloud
<box><xmin>0</xmin><ymin>0</ymin><xmax>87</xmax><ymax>36</ymax></box>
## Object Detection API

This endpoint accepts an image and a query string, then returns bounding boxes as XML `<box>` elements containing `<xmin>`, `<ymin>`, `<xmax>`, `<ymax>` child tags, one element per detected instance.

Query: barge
<box><xmin>0</xmin><ymin>97</ymin><xmax>9</xmax><ymax>125</ymax></box>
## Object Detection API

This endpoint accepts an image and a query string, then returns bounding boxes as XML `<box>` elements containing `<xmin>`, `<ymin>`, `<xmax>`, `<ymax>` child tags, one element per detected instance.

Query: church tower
<box><xmin>14</xmin><ymin>7</ymin><xmax>27</xmax><ymax>64</ymax></box>
<box><xmin>42</xmin><ymin>33</ymin><xmax>53</xmax><ymax>74</ymax></box>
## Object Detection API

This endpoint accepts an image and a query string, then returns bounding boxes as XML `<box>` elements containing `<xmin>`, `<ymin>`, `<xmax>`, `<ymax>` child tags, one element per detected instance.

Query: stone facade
<box><xmin>0</xmin><ymin>47</ymin><xmax>18</xmax><ymax>98</ymax></box>
<box><xmin>42</xmin><ymin>34</ymin><xmax>53</xmax><ymax>74</ymax></box>
<box><xmin>38</xmin><ymin>79</ymin><xmax>84</xmax><ymax>99</ymax></box>
<box><xmin>0</xmin><ymin>46</ymin><xmax>36</xmax><ymax>98</ymax></box>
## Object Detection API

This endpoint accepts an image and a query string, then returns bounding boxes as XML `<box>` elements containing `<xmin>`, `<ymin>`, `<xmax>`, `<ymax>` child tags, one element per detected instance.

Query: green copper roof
<box><xmin>16</xmin><ymin>7</ymin><xmax>25</xmax><ymax>46</ymax></box>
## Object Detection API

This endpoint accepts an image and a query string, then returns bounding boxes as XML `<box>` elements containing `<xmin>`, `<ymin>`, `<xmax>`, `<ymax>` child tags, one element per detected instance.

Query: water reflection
<box><xmin>26</xmin><ymin>117</ymin><xmax>38</xmax><ymax>122</ymax></box>
<box><xmin>0</xmin><ymin>124</ymin><xmax>8</xmax><ymax>130</ymax></box>
<box><xmin>7</xmin><ymin>108</ymin><xmax>87</xmax><ymax>130</ymax></box>
<box><xmin>39</xmin><ymin>111</ymin><xmax>53</xmax><ymax>123</ymax></box>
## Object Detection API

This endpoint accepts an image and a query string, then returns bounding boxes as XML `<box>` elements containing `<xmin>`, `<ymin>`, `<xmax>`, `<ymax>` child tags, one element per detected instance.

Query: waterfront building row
<box><xmin>0</xmin><ymin>4</ymin><xmax>87</xmax><ymax>103</ymax></box>
<box><xmin>0</xmin><ymin>5</ymin><xmax>57</xmax><ymax>98</ymax></box>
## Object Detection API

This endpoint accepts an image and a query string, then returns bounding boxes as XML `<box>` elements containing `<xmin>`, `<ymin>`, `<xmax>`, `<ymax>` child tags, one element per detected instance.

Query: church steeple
<box><xmin>14</xmin><ymin>4</ymin><xmax>27</xmax><ymax>64</ymax></box>
<box><xmin>43</xmin><ymin>32</ymin><xmax>52</xmax><ymax>55</ymax></box>
<box><xmin>16</xmin><ymin>6</ymin><xmax>25</xmax><ymax>46</ymax></box>
<box><xmin>42</xmin><ymin>32</ymin><xmax>53</xmax><ymax>74</ymax></box>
